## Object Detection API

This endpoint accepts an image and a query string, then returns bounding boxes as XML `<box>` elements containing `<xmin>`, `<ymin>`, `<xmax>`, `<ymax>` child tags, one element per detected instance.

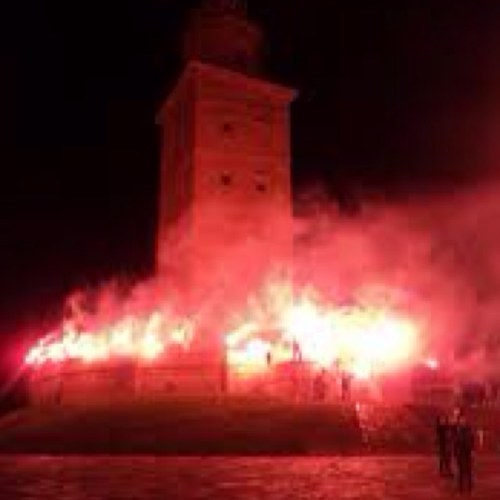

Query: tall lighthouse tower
<box><xmin>156</xmin><ymin>0</ymin><xmax>296</xmax><ymax>301</ymax></box>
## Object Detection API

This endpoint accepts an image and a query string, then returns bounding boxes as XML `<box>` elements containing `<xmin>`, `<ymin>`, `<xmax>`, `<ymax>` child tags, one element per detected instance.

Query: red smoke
<box><xmin>24</xmin><ymin>180</ymin><xmax>500</xmax><ymax>384</ymax></box>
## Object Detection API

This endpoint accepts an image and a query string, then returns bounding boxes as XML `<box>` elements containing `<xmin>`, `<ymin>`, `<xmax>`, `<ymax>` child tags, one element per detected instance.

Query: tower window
<box><xmin>255</xmin><ymin>170</ymin><xmax>269</xmax><ymax>193</ymax></box>
<box><xmin>234</xmin><ymin>50</ymin><xmax>250</xmax><ymax>69</ymax></box>
<box><xmin>220</xmin><ymin>173</ymin><xmax>232</xmax><ymax>186</ymax></box>
<box><xmin>222</xmin><ymin>122</ymin><xmax>234</xmax><ymax>134</ymax></box>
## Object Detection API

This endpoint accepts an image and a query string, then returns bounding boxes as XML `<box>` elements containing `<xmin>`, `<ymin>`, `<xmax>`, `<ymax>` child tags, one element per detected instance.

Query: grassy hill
<box><xmin>0</xmin><ymin>397</ymin><xmax>365</xmax><ymax>455</ymax></box>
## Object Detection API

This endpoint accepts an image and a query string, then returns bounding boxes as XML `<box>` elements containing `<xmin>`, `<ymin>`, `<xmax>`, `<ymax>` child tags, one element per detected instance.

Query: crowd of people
<box><xmin>436</xmin><ymin>409</ymin><xmax>476</xmax><ymax>494</ymax></box>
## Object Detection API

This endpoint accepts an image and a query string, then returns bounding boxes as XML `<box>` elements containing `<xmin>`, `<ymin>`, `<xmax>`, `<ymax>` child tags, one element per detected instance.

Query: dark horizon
<box><xmin>2</xmin><ymin>0</ymin><xmax>500</xmax><ymax>379</ymax></box>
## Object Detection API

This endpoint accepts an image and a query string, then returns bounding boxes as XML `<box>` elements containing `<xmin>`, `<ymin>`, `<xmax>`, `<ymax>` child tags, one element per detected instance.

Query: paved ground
<box><xmin>0</xmin><ymin>456</ymin><xmax>498</xmax><ymax>499</ymax></box>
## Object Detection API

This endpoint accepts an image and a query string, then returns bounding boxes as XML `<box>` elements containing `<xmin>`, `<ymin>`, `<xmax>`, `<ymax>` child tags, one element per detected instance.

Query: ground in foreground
<box><xmin>0</xmin><ymin>456</ymin><xmax>498</xmax><ymax>499</ymax></box>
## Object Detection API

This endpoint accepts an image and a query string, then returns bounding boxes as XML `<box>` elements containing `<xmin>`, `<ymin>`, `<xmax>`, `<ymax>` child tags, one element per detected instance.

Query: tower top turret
<box><xmin>202</xmin><ymin>0</ymin><xmax>247</xmax><ymax>16</ymax></box>
<box><xmin>183</xmin><ymin>0</ymin><xmax>262</xmax><ymax>75</ymax></box>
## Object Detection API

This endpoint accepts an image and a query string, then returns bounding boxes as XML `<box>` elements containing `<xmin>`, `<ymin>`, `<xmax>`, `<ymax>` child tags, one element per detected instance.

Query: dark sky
<box><xmin>1</xmin><ymin>0</ymin><xmax>500</xmax><ymax>371</ymax></box>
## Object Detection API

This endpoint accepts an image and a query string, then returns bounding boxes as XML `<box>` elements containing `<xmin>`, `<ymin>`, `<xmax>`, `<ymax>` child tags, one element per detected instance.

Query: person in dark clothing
<box><xmin>312</xmin><ymin>369</ymin><xmax>327</xmax><ymax>402</ymax></box>
<box><xmin>266</xmin><ymin>350</ymin><xmax>272</xmax><ymax>367</ymax></box>
<box><xmin>292</xmin><ymin>340</ymin><xmax>302</xmax><ymax>362</ymax></box>
<box><xmin>340</xmin><ymin>371</ymin><xmax>352</xmax><ymax>402</ymax></box>
<box><xmin>448</xmin><ymin>408</ymin><xmax>461</xmax><ymax>464</ymax></box>
<box><xmin>454</xmin><ymin>415</ymin><xmax>475</xmax><ymax>493</ymax></box>
<box><xmin>435</xmin><ymin>415</ymin><xmax>453</xmax><ymax>477</ymax></box>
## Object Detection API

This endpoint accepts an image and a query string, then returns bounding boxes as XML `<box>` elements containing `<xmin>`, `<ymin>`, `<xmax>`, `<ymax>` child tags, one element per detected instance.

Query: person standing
<box><xmin>435</xmin><ymin>415</ymin><xmax>453</xmax><ymax>477</ymax></box>
<box><xmin>312</xmin><ymin>369</ymin><xmax>327</xmax><ymax>402</ymax></box>
<box><xmin>340</xmin><ymin>371</ymin><xmax>352</xmax><ymax>402</ymax></box>
<box><xmin>455</xmin><ymin>414</ymin><xmax>475</xmax><ymax>493</ymax></box>
<box><xmin>292</xmin><ymin>339</ymin><xmax>302</xmax><ymax>362</ymax></box>
<box><xmin>448</xmin><ymin>408</ymin><xmax>461</xmax><ymax>466</ymax></box>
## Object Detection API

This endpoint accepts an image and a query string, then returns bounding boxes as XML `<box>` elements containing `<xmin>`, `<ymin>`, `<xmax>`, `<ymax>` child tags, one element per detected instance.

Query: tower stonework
<box><xmin>156</xmin><ymin>1</ymin><xmax>296</xmax><ymax>301</ymax></box>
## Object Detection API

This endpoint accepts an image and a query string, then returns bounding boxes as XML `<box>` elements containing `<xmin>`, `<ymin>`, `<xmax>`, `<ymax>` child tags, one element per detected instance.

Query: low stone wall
<box><xmin>29</xmin><ymin>356</ymin><xmax>326</xmax><ymax>406</ymax></box>
<box><xmin>28</xmin><ymin>355</ymin><xmax>225</xmax><ymax>406</ymax></box>
<box><xmin>227</xmin><ymin>360</ymin><xmax>316</xmax><ymax>399</ymax></box>
<box><xmin>29</xmin><ymin>357</ymin><xmax>457</xmax><ymax>407</ymax></box>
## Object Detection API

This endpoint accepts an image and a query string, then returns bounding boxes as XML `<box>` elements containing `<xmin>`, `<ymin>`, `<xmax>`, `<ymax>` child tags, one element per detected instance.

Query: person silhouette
<box><xmin>435</xmin><ymin>415</ymin><xmax>453</xmax><ymax>477</ymax></box>
<box><xmin>454</xmin><ymin>414</ymin><xmax>475</xmax><ymax>493</ymax></box>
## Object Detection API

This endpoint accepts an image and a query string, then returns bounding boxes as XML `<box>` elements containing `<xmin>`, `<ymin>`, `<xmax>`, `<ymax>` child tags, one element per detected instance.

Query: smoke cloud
<box><xmin>293</xmin><ymin>180</ymin><xmax>500</xmax><ymax>379</ymax></box>
<box><xmin>28</xmin><ymin>178</ymin><xmax>500</xmax><ymax>382</ymax></box>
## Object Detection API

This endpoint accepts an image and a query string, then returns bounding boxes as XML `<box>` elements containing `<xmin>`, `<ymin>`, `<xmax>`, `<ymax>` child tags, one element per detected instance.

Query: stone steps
<box><xmin>356</xmin><ymin>403</ymin><xmax>438</xmax><ymax>453</ymax></box>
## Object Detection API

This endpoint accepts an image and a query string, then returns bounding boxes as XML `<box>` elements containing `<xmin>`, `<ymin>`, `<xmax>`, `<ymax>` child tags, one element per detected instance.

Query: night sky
<box><xmin>1</xmin><ymin>0</ymin><xmax>500</xmax><ymax>377</ymax></box>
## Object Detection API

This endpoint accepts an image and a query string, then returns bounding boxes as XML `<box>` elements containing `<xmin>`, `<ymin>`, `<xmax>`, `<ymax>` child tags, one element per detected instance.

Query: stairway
<box><xmin>356</xmin><ymin>403</ymin><xmax>438</xmax><ymax>453</ymax></box>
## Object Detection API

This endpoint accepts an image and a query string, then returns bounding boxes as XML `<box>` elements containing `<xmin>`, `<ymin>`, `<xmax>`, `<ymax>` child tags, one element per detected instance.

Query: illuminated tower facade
<box><xmin>156</xmin><ymin>0</ymin><xmax>296</xmax><ymax>301</ymax></box>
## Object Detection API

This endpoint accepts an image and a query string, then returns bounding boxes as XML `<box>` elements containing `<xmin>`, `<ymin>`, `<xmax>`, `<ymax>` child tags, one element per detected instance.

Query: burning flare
<box><xmin>25</xmin><ymin>279</ymin><xmax>424</xmax><ymax>382</ymax></box>
<box><xmin>225</xmin><ymin>282</ymin><xmax>421</xmax><ymax>379</ymax></box>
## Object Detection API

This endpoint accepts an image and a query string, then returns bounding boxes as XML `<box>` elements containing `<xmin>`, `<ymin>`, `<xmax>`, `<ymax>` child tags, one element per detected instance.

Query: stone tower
<box><xmin>156</xmin><ymin>0</ymin><xmax>296</xmax><ymax>303</ymax></box>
